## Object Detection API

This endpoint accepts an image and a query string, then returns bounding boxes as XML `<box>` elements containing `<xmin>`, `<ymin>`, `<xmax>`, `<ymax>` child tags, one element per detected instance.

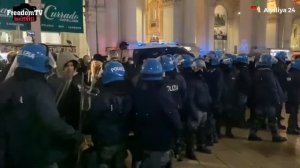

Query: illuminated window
<box><xmin>267</xmin><ymin>0</ymin><xmax>277</xmax><ymax>10</ymax></box>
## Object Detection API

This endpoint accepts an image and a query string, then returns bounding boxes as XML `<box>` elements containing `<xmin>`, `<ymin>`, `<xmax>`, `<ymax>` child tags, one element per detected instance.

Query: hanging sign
<box><xmin>0</xmin><ymin>0</ymin><xmax>31</xmax><ymax>30</ymax></box>
<box><xmin>41</xmin><ymin>0</ymin><xmax>83</xmax><ymax>33</ymax></box>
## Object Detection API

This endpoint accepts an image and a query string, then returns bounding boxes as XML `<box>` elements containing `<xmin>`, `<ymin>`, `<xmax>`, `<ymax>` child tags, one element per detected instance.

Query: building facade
<box><xmin>85</xmin><ymin>0</ymin><xmax>300</xmax><ymax>56</ymax></box>
<box><xmin>1</xmin><ymin>0</ymin><xmax>299</xmax><ymax>57</ymax></box>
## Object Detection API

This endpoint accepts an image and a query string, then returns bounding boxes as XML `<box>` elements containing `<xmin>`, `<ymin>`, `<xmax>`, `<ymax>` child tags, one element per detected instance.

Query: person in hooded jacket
<box><xmin>0</xmin><ymin>43</ymin><xmax>83</xmax><ymax>168</ymax></box>
<box><xmin>235</xmin><ymin>54</ymin><xmax>252</xmax><ymax>127</ymax></box>
<box><xmin>204</xmin><ymin>51</ymin><xmax>224</xmax><ymax>142</ymax></box>
<box><xmin>219</xmin><ymin>56</ymin><xmax>239</xmax><ymax>138</ymax></box>
<box><xmin>47</xmin><ymin>52</ymin><xmax>82</xmax><ymax>168</ymax></box>
<box><xmin>160</xmin><ymin>54</ymin><xmax>187</xmax><ymax>161</ymax></box>
<box><xmin>248</xmin><ymin>54</ymin><xmax>287</xmax><ymax>142</ymax></box>
<box><xmin>133</xmin><ymin>58</ymin><xmax>182</xmax><ymax>168</ymax></box>
<box><xmin>90</xmin><ymin>60</ymin><xmax>133</xmax><ymax>168</ymax></box>
<box><xmin>286</xmin><ymin>59</ymin><xmax>300</xmax><ymax>135</ymax></box>
<box><xmin>48</xmin><ymin>52</ymin><xmax>81</xmax><ymax>130</ymax></box>
<box><xmin>272</xmin><ymin>52</ymin><xmax>289</xmax><ymax>130</ymax></box>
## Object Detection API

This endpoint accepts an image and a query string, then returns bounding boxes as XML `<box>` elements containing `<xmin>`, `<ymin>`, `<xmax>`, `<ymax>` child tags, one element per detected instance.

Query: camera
<box><xmin>27</xmin><ymin>31</ymin><xmax>35</xmax><ymax>37</ymax></box>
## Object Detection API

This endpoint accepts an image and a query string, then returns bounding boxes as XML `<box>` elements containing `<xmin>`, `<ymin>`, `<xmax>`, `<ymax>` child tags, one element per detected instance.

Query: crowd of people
<box><xmin>0</xmin><ymin>43</ymin><xmax>300</xmax><ymax>168</ymax></box>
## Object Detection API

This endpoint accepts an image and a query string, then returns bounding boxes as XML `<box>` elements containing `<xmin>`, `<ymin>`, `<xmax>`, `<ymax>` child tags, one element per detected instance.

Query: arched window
<box><xmin>214</xmin><ymin>5</ymin><xmax>227</xmax><ymax>51</ymax></box>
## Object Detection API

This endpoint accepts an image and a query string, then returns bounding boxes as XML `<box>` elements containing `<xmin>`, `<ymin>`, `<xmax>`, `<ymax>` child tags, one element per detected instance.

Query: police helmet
<box><xmin>236</xmin><ymin>53</ymin><xmax>249</xmax><ymax>64</ymax></box>
<box><xmin>291</xmin><ymin>59</ymin><xmax>300</xmax><ymax>70</ymax></box>
<box><xmin>258</xmin><ymin>54</ymin><xmax>272</xmax><ymax>66</ymax></box>
<box><xmin>17</xmin><ymin>43</ymin><xmax>53</xmax><ymax>73</ymax></box>
<box><xmin>182</xmin><ymin>54</ymin><xmax>195</xmax><ymax>68</ymax></box>
<box><xmin>225</xmin><ymin>54</ymin><xmax>237</xmax><ymax>64</ymax></box>
<box><xmin>102</xmin><ymin>61</ymin><xmax>125</xmax><ymax>84</ymax></box>
<box><xmin>222</xmin><ymin>57</ymin><xmax>233</xmax><ymax>65</ymax></box>
<box><xmin>275</xmin><ymin>52</ymin><xmax>288</xmax><ymax>62</ymax></box>
<box><xmin>141</xmin><ymin>58</ymin><xmax>163</xmax><ymax>81</ymax></box>
<box><xmin>192</xmin><ymin>58</ymin><xmax>206</xmax><ymax>69</ymax></box>
<box><xmin>160</xmin><ymin>54</ymin><xmax>176</xmax><ymax>72</ymax></box>
<box><xmin>207</xmin><ymin>51</ymin><xmax>222</xmax><ymax>65</ymax></box>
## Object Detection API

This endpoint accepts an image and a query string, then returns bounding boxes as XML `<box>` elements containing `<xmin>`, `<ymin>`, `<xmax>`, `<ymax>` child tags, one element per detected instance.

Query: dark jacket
<box><xmin>91</xmin><ymin>81</ymin><xmax>133</xmax><ymax>146</ymax></box>
<box><xmin>221</xmin><ymin>66</ymin><xmax>239</xmax><ymax>111</ymax></box>
<box><xmin>0</xmin><ymin>68</ymin><xmax>80</xmax><ymax>168</ymax></box>
<box><xmin>236</xmin><ymin>63</ymin><xmax>252</xmax><ymax>96</ymax></box>
<box><xmin>133</xmin><ymin>80</ymin><xmax>182</xmax><ymax>151</ymax></box>
<box><xmin>272</xmin><ymin>61</ymin><xmax>288</xmax><ymax>92</ymax></box>
<box><xmin>253</xmin><ymin>66</ymin><xmax>281</xmax><ymax>107</ymax></box>
<box><xmin>247</xmin><ymin>61</ymin><xmax>257</xmax><ymax>108</ymax></box>
<box><xmin>48</xmin><ymin>74</ymin><xmax>81</xmax><ymax>130</ymax></box>
<box><xmin>287</xmin><ymin>68</ymin><xmax>300</xmax><ymax>104</ymax></box>
<box><xmin>204</xmin><ymin>66</ymin><xmax>224</xmax><ymax>106</ymax></box>
<box><xmin>185</xmin><ymin>71</ymin><xmax>211</xmax><ymax>120</ymax></box>
<box><xmin>164</xmin><ymin>71</ymin><xmax>187</xmax><ymax>111</ymax></box>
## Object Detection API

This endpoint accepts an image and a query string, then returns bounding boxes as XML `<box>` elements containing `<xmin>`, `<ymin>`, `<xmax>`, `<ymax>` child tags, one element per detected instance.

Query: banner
<box><xmin>41</xmin><ymin>0</ymin><xmax>83</xmax><ymax>33</ymax></box>
<box><xmin>0</xmin><ymin>0</ymin><xmax>31</xmax><ymax>30</ymax></box>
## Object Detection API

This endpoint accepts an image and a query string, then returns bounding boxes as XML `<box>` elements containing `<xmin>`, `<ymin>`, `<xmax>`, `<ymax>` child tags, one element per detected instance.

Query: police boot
<box><xmin>225</xmin><ymin>127</ymin><xmax>235</xmax><ymax>138</ymax></box>
<box><xmin>248</xmin><ymin>134</ymin><xmax>263</xmax><ymax>141</ymax></box>
<box><xmin>196</xmin><ymin>145</ymin><xmax>212</xmax><ymax>154</ymax></box>
<box><xmin>272</xmin><ymin>135</ymin><xmax>287</xmax><ymax>143</ymax></box>
<box><xmin>185</xmin><ymin>131</ymin><xmax>197</xmax><ymax>160</ymax></box>
<box><xmin>278</xmin><ymin>122</ymin><xmax>286</xmax><ymax>130</ymax></box>
<box><xmin>287</xmin><ymin>129</ymin><xmax>300</xmax><ymax>135</ymax></box>
<box><xmin>185</xmin><ymin>152</ymin><xmax>197</xmax><ymax>160</ymax></box>
<box><xmin>185</xmin><ymin>143</ymin><xmax>197</xmax><ymax>161</ymax></box>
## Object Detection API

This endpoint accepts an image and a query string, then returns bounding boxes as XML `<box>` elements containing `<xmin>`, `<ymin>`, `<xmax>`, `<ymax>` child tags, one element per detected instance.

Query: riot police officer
<box><xmin>220</xmin><ymin>56</ymin><xmax>239</xmax><ymax>138</ymax></box>
<box><xmin>286</xmin><ymin>59</ymin><xmax>300</xmax><ymax>135</ymax></box>
<box><xmin>235</xmin><ymin>54</ymin><xmax>252</xmax><ymax>127</ymax></box>
<box><xmin>133</xmin><ymin>58</ymin><xmax>182</xmax><ymax>168</ymax></box>
<box><xmin>189</xmin><ymin>58</ymin><xmax>212</xmax><ymax>154</ymax></box>
<box><xmin>204</xmin><ymin>51</ymin><xmax>224</xmax><ymax>142</ymax></box>
<box><xmin>160</xmin><ymin>54</ymin><xmax>187</xmax><ymax>161</ymax></box>
<box><xmin>272</xmin><ymin>52</ymin><xmax>289</xmax><ymax>129</ymax></box>
<box><xmin>248</xmin><ymin>54</ymin><xmax>287</xmax><ymax>142</ymax></box>
<box><xmin>91</xmin><ymin>60</ymin><xmax>133</xmax><ymax>168</ymax></box>
<box><xmin>0</xmin><ymin>43</ymin><xmax>83</xmax><ymax>168</ymax></box>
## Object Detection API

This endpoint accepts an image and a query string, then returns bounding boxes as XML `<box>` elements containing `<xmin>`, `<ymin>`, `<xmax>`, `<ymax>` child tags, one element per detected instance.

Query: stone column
<box><xmin>120</xmin><ymin>0</ymin><xmax>145</xmax><ymax>43</ymax></box>
<box><xmin>85</xmin><ymin>0</ymin><xmax>97</xmax><ymax>55</ymax></box>
<box><xmin>86</xmin><ymin>0</ymin><xmax>121</xmax><ymax>55</ymax></box>
<box><xmin>104</xmin><ymin>0</ymin><xmax>120</xmax><ymax>50</ymax></box>
<box><xmin>173</xmin><ymin>0</ymin><xmax>183</xmax><ymax>42</ymax></box>
<box><xmin>182</xmin><ymin>0</ymin><xmax>196</xmax><ymax>45</ymax></box>
<box><xmin>253</xmin><ymin>0</ymin><xmax>267</xmax><ymax>50</ymax></box>
<box><xmin>95</xmin><ymin>0</ymin><xmax>106</xmax><ymax>55</ymax></box>
<box><xmin>266</xmin><ymin>14</ymin><xmax>278</xmax><ymax>49</ymax></box>
<box><xmin>238</xmin><ymin>0</ymin><xmax>253</xmax><ymax>53</ymax></box>
<box><xmin>182</xmin><ymin>0</ymin><xmax>215</xmax><ymax>53</ymax></box>
<box><xmin>277</xmin><ymin>0</ymin><xmax>293</xmax><ymax>49</ymax></box>
<box><xmin>162</xmin><ymin>0</ymin><xmax>174</xmax><ymax>41</ymax></box>
<box><xmin>195</xmin><ymin>0</ymin><xmax>215</xmax><ymax>52</ymax></box>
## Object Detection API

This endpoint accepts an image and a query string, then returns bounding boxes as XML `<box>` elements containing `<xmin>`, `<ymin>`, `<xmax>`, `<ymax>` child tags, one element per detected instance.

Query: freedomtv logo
<box><xmin>6</xmin><ymin>3</ymin><xmax>43</xmax><ymax>22</ymax></box>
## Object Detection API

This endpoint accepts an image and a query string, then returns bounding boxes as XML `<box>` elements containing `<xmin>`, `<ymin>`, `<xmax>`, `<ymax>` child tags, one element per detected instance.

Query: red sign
<box><xmin>251</xmin><ymin>5</ymin><xmax>257</xmax><ymax>11</ymax></box>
